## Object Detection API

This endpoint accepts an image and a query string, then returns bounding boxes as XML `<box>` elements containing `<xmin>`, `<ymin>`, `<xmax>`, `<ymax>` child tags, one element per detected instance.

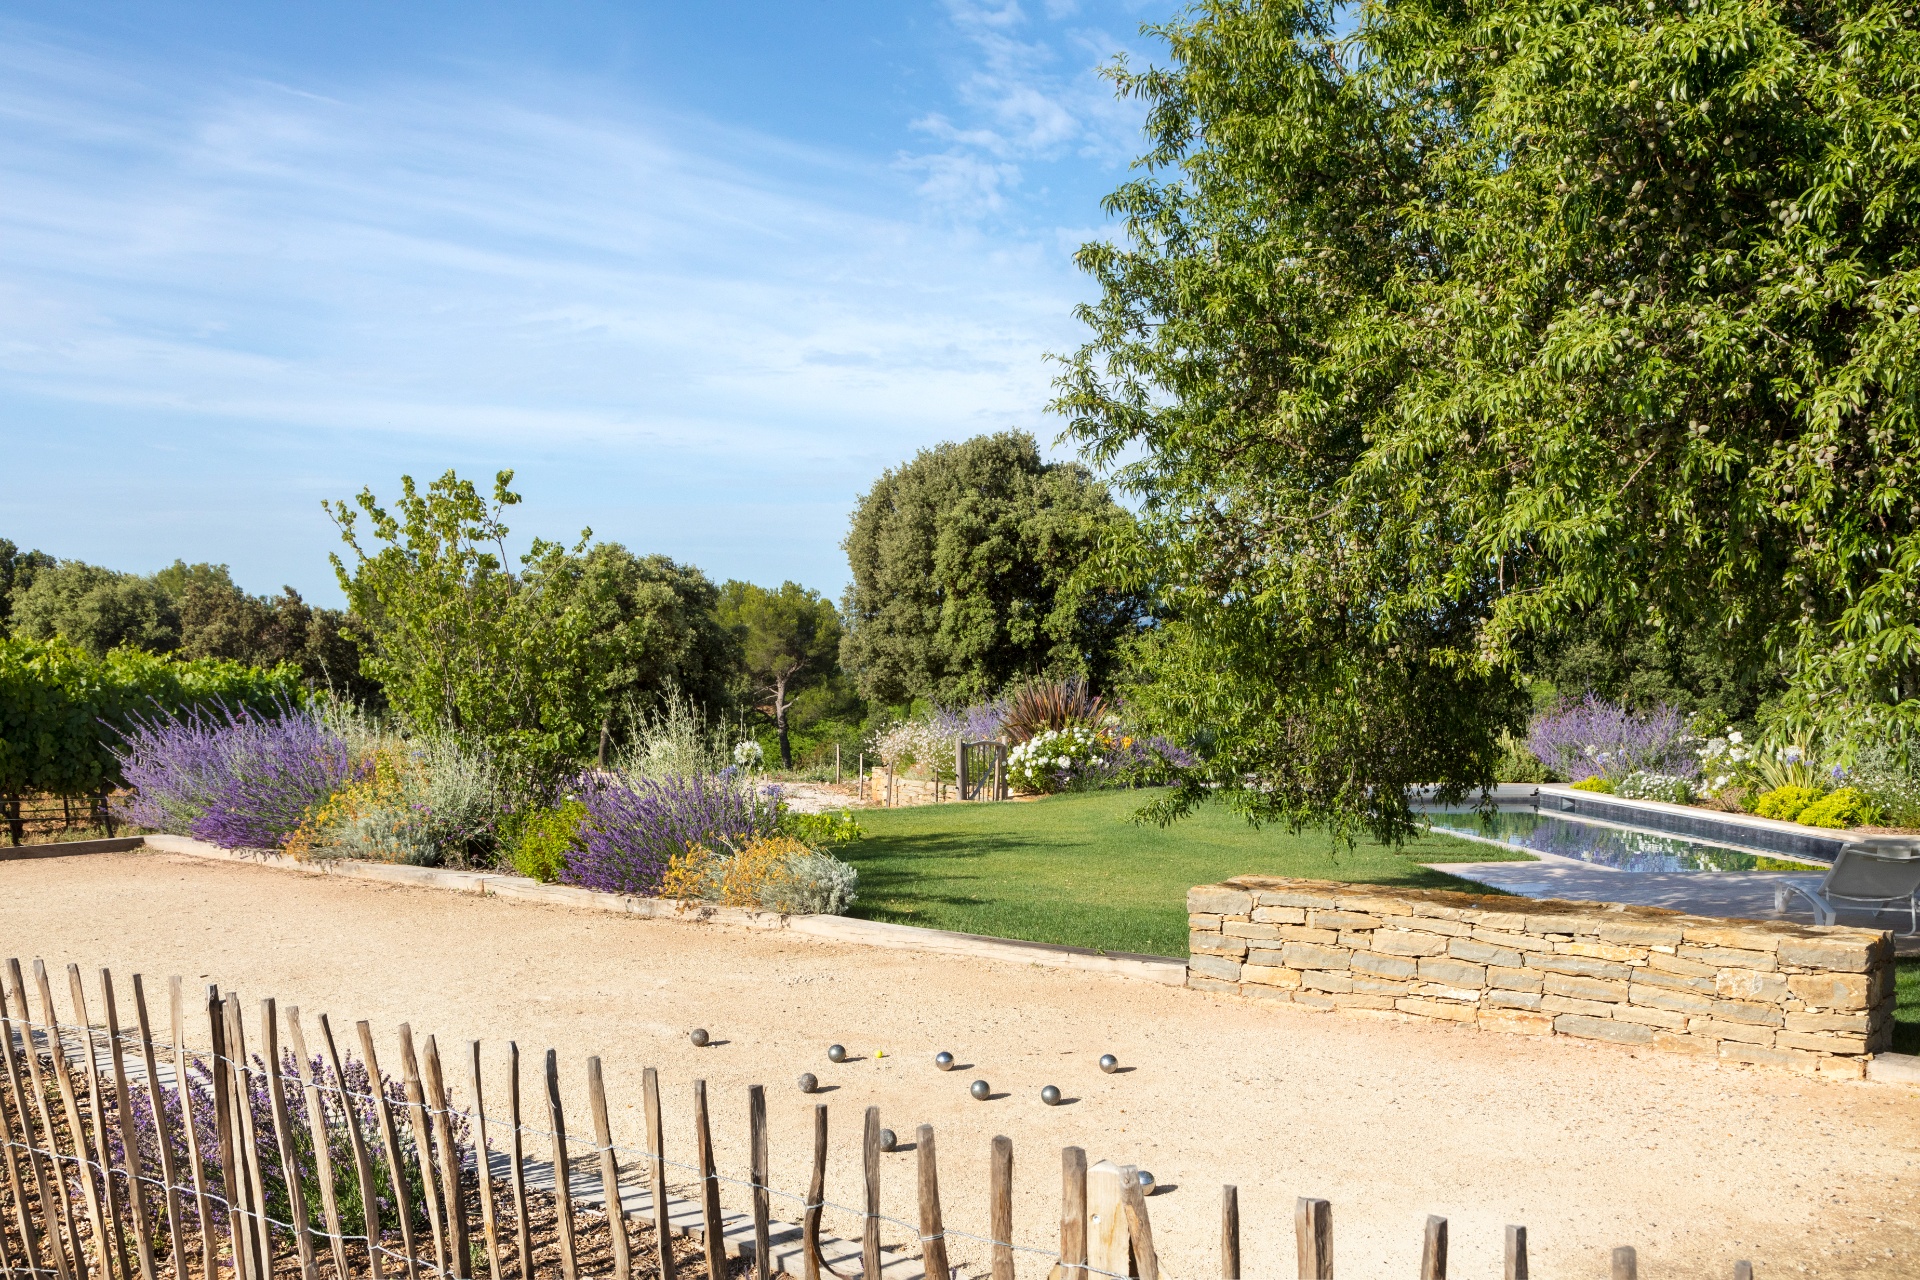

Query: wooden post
<box><xmin>835</xmin><ymin>744</ymin><xmax>841</xmax><ymax>785</ymax></box>
<box><xmin>132</xmin><ymin>977</ymin><xmax>190</xmax><ymax>1280</ymax></box>
<box><xmin>319</xmin><ymin>1015</ymin><xmax>383</xmax><ymax>1280</ymax></box>
<box><xmin>70</xmin><ymin>964</ymin><xmax>135</xmax><ymax>1280</ymax></box>
<box><xmin>989</xmin><ymin>1135</ymin><xmax>1014</xmax><ymax>1280</ymax></box>
<box><xmin>468</xmin><ymin>1043</ymin><xmax>503</xmax><ymax>1280</ymax></box>
<box><xmin>1086</xmin><ymin>1161</ymin><xmax>1126</xmax><ymax>1278</ymax></box>
<box><xmin>586</xmin><ymin>1057</ymin><xmax>631</xmax><ymax>1280</ymax></box>
<box><xmin>748</xmin><ymin>1085</ymin><xmax>769</xmax><ymax>1280</ymax></box>
<box><xmin>22</xmin><ymin>960</ymin><xmax>87</xmax><ymax>1280</ymax></box>
<box><xmin>692</xmin><ymin>1081</ymin><xmax>724</xmax><ymax>1280</ymax></box>
<box><xmin>641</xmin><ymin>1067</ymin><xmax>673</xmax><ymax>1280</ymax></box>
<box><xmin>422</xmin><ymin>1038</ymin><xmax>471</xmax><ymax>1280</ymax></box>
<box><xmin>1295</xmin><ymin>1197</ymin><xmax>1332</xmax><ymax>1280</ymax></box>
<box><xmin>397</xmin><ymin>1026</ymin><xmax>448</xmax><ymax>1279</ymax></box>
<box><xmin>207</xmin><ymin>990</ymin><xmax>253</xmax><ymax>1280</ymax></box>
<box><xmin>1119</xmin><ymin>1167</ymin><xmax>1158</xmax><ymax>1280</ymax></box>
<box><xmin>916</xmin><ymin>1125</ymin><xmax>949</xmax><ymax>1280</ymax></box>
<box><xmin>858</xmin><ymin>754</ymin><xmax>865</xmax><ymax>800</ymax></box>
<box><xmin>1058</xmin><ymin>1147</ymin><xmax>1086</xmax><ymax>1280</ymax></box>
<box><xmin>100</xmin><ymin>971</ymin><xmax>160</xmax><ymax>1280</ymax></box>
<box><xmin>170</xmin><ymin>979</ymin><xmax>217</xmax><ymax>1280</ymax></box>
<box><xmin>262</xmin><ymin>999</ymin><xmax>321</xmax><ymax>1280</ymax></box>
<box><xmin>507</xmin><ymin>1046</ymin><xmax>533</xmax><ymax>1280</ymax></box>
<box><xmin>1733</xmin><ymin>1264</ymin><xmax>1754</xmax><ymax>1280</ymax></box>
<box><xmin>224</xmin><ymin>993</ymin><xmax>274</xmax><ymax>1280</ymax></box>
<box><xmin>0</xmin><ymin>970</ymin><xmax>58</xmax><ymax>1280</ymax></box>
<box><xmin>1220</xmin><ymin>1186</ymin><xmax>1239</xmax><ymax>1280</ymax></box>
<box><xmin>1419</xmin><ymin>1216</ymin><xmax>1447</xmax><ymax>1280</ymax></box>
<box><xmin>1610</xmin><ymin>1247</ymin><xmax>1637</xmax><ymax>1280</ymax></box>
<box><xmin>544</xmin><ymin>1050</ymin><xmax>579</xmax><ymax>1280</ymax></box>
<box><xmin>285</xmin><ymin>1008</ymin><xmax>350</xmax><ymax>1280</ymax></box>
<box><xmin>1504</xmin><ymin>1225</ymin><xmax>1527</xmax><ymax>1280</ymax></box>
<box><xmin>357</xmin><ymin>1021</ymin><xmax>420</xmax><ymax>1280</ymax></box>
<box><xmin>862</xmin><ymin>1107</ymin><xmax>882</xmax><ymax>1280</ymax></box>
<box><xmin>803</xmin><ymin>1104</ymin><xmax>825</xmax><ymax>1280</ymax></box>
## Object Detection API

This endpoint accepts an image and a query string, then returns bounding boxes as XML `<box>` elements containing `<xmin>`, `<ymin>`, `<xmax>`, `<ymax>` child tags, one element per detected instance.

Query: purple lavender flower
<box><xmin>111</xmin><ymin>701</ymin><xmax>354</xmax><ymax>848</ymax></box>
<box><xmin>1525</xmin><ymin>695</ymin><xmax>1697</xmax><ymax>783</ymax></box>
<box><xmin>568</xmin><ymin>768</ymin><xmax>781</xmax><ymax>895</ymax></box>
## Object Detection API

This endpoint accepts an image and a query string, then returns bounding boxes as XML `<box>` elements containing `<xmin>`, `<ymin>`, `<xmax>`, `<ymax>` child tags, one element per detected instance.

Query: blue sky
<box><xmin>0</xmin><ymin>0</ymin><xmax>1175</xmax><ymax>605</ymax></box>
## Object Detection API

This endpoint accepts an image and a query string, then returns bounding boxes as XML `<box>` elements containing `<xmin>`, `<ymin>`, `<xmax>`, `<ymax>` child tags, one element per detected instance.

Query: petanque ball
<box><xmin>1040</xmin><ymin>1085</ymin><xmax>1061</xmax><ymax>1106</ymax></box>
<box><xmin>1136</xmin><ymin>1170</ymin><xmax>1156</xmax><ymax>1195</ymax></box>
<box><xmin>797</xmin><ymin>1072</ymin><xmax>818</xmax><ymax>1094</ymax></box>
<box><xmin>828</xmin><ymin>1044</ymin><xmax>847</xmax><ymax>1063</ymax></box>
<box><xmin>878</xmin><ymin>1128</ymin><xmax>897</xmax><ymax>1152</ymax></box>
<box><xmin>970</xmin><ymin>1079</ymin><xmax>991</xmax><ymax>1101</ymax></box>
<box><xmin>934</xmin><ymin>1051</ymin><xmax>954</xmax><ymax>1071</ymax></box>
<box><xmin>690</xmin><ymin>1028</ymin><xmax>710</xmax><ymax>1048</ymax></box>
<box><xmin>1098</xmin><ymin>1053</ymin><xmax>1118</xmax><ymax>1074</ymax></box>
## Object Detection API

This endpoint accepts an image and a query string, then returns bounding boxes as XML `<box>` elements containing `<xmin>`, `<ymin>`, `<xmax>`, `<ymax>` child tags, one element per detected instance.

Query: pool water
<box><xmin>1419</xmin><ymin>808</ymin><xmax>1827</xmax><ymax>874</ymax></box>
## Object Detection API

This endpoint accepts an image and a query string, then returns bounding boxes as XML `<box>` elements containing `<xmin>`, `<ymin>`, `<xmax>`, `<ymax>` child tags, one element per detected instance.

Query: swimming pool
<box><xmin>1419</xmin><ymin>807</ymin><xmax>1829</xmax><ymax>874</ymax></box>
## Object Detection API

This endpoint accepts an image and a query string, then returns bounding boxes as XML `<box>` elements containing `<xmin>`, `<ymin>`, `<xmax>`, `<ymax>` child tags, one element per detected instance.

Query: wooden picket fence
<box><xmin>0</xmin><ymin>958</ymin><xmax>1757</xmax><ymax>1280</ymax></box>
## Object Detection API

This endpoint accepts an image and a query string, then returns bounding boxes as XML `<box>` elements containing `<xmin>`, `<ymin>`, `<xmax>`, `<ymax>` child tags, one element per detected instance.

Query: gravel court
<box><xmin>4</xmin><ymin>849</ymin><xmax>1917</xmax><ymax>1278</ymax></box>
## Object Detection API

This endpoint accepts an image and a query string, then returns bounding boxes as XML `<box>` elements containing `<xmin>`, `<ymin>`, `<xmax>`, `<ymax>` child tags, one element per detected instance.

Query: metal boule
<box><xmin>1136</xmin><ymin>1170</ymin><xmax>1155</xmax><ymax>1194</ymax></box>
<box><xmin>878</xmin><ymin>1128</ymin><xmax>897</xmax><ymax>1152</ymax></box>
<box><xmin>1040</xmin><ymin>1085</ymin><xmax>1061</xmax><ymax>1106</ymax></box>
<box><xmin>828</xmin><ymin>1043</ymin><xmax>847</xmax><ymax>1063</ymax></box>
<box><xmin>934</xmin><ymin>1051</ymin><xmax>954</xmax><ymax>1071</ymax></box>
<box><xmin>690</xmin><ymin>1028</ymin><xmax>710</xmax><ymax>1048</ymax></box>
<box><xmin>797</xmin><ymin>1072</ymin><xmax>818</xmax><ymax>1094</ymax></box>
<box><xmin>970</xmin><ymin>1079</ymin><xmax>991</xmax><ymax>1101</ymax></box>
<box><xmin>1098</xmin><ymin>1053</ymin><xmax>1118</xmax><ymax>1073</ymax></box>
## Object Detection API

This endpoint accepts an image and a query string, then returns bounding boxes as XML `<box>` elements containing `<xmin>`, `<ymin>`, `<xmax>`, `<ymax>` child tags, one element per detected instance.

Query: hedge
<box><xmin>0</xmin><ymin>637</ymin><xmax>305</xmax><ymax>797</ymax></box>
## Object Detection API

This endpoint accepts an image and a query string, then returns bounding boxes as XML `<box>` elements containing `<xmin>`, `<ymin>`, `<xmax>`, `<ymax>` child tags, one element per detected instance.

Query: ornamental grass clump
<box><xmin>113</xmin><ymin>701</ymin><xmax>354</xmax><ymax>849</ymax></box>
<box><xmin>1525</xmin><ymin>696</ymin><xmax>1696</xmax><ymax>784</ymax></box>
<box><xmin>567</xmin><ymin>768</ymin><xmax>780</xmax><ymax>896</ymax></box>
<box><xmin>1000</xmin><ymin>677</ymin><xmax>1106</xmax><ymax>743</ymax></box>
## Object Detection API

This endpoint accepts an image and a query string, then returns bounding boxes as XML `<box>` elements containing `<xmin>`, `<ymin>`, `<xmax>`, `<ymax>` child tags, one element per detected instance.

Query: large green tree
<box><xmin>840</xmin><ymin>431</ymin><xmax>1147</xmax><ymax>707</ymax></box>
<box><xmin>0</xmin><ymin>540</ymin><xmax>55</xmax><ymax>636</ymax></box>
<box><xmin>9</xmin><ymin>560</ymin><xmax>182</xmax><ymax>655</ymax></box>
<box><xmin>719</xmin><ymin>580</ymin><xmax>842</xmax><ymax>767</ymax></box>
<box><xmin>1056</xmin><ymin>0</ymin><xmax>1920</xmax><ymax>838</ymax></box>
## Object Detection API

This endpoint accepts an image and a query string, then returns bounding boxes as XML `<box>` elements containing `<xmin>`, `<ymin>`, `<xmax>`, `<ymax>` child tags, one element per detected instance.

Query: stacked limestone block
<box><xmin>1187</xmin><ymin>876</ymin><xmax>1895</xmax><ymax>1079</ymax></box>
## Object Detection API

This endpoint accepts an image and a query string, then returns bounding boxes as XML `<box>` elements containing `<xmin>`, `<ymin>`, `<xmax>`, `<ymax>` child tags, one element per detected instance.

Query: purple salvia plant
<box><xmin>1525</xmin><ymin>695</ymin><xmax>1697</xmax><ymax>783</ymax></box>
<box><xmin>568</xmin><ymin>768</ymin><xmax>782</xmax><ymax>895</ymax></box>
<box><xmin>112</xmin><ymin>701</ymin><xmax>355</xmax><ymax>848</ymax></box>
<box><xmin>931</xmin><ymin>699</ymin><xmax>1009</xmax><ymax>745</ymax></box>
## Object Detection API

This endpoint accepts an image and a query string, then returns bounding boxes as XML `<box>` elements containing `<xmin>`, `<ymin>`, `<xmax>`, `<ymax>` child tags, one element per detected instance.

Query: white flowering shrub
<box><xmin>1694</xmin><ymin>729</ymin><xmax>1752</xmax><ymax>794</ymax></box>
<box><xmin>1006</xmin><ymin>726</ymin><xmax>1104</xmax><ymax>793</ymax></box>
<box><xmin>733</xmin><ymin>739</ymin><xmax>765</xmax><ymax>769</ymax></box>
<box><xmin>1617</xmin><ymin>771</ymin><xmax>1694</xmax><ymax>804</ymax></box>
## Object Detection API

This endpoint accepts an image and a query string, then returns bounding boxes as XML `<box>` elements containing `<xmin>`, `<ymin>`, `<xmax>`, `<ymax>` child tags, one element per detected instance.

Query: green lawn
<box><xmin>1897</xmin><ymin>959</ymin><xmax>1920</xmax><ymax>1055</ymax></box>
<box><xmin>839</xmin><ymin>789</ymin><xmax>1525</xmax><ymax>957</ymax></box>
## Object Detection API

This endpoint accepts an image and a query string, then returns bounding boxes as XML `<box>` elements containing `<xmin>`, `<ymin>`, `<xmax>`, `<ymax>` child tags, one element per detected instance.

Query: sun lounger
<box><xmin>1774</xmin><ymin>842</ymin><xmax>1920</xmax><ymax>933</ymax></box>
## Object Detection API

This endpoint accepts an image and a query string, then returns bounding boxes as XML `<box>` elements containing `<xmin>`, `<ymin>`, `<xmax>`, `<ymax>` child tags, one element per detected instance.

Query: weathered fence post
<box><xmin>21</xmin><ymin>959</ymin><xmax>88</xmax><ymax>1280</ymax></box>
<box><xmin>469</xmin><ymin>1041</ymin><xmax>504</xmax><ymax>1280</ymax></box>
<box><xmin>803</xmin><ymin>1103</ymin><xmax>826</xmax><ymax>1280</ymax></box>
<box><xmin>224</xmin><ymin>993</ymin><xmax>274</xmax><ymax>1280</ymax></box>
<box><xmin>208</xmin><ymin>989</ymin><xmax>253</xmax><ymax>1280</ymax></box>
<box><xmin>1504</xmin><ymin>1225</ymin><xmax>1527</xmax><ymax>1280</ymax></box>
<box><xmin>398</xmin><ymin>1026</ymin><xmax>449</xmax><ymax>1279</ymax></box>
<box><xmin>320</xmin><ymin>1013</ymin><xmax>384</xmax><ymax>1280</ymax></box>
<box><xmin>693</xmin><ymin>1080</ymin><xmax>724</xmax><ymax>1280</ymax></box>
<box><xmin>1419</xmin><ymin>1215</ymin><xmax>1447</xmax><ymax>1280</ymax></box>
<box><xmin>0</xmin><ymin>969</ymin><xmax>57</xmax><ymax>1280</ymax></box>
<box><xmin>546</xmin><ymin>1049</ymin><xmax>580</xmax><ymax>1280</ymax></box>
<box><xmin>170</xmin><ymin>978</ymin><xmax>217</xmax><ymax>1280</ymax></box>
<box><xmin>587</xmin><ymin>1055</ymin><xmax>632</xmax><ymax>1280</ymax></box>
<box><xmin>358</xmin><ymin>1021</ymin><xmax>420</xmax><ymax>1280</ymax></box>
<box><xmin>748</xmin><ymin>1085</ymin><xmax>770</xmax><ymax>1280</ymax></box>
<box><xmin>1220</xmin><ymin>1185</ymin><xmax>1240</xmax><ymax>1280</ymax></box>
<box><xmin>423</xmin><ymin>1037</ymin><xmax>472</xmax><ymax>1279</ymax></box>
<box><xmin>133</xmin><ymin>977</ymin><xmax>191</xmax><ymax>1280</ymax></box>
<box><xmin>989</xmin><ymin>1135</ymin><xmax>1014</xmax><ymax>1280</ymax></box>
<box><xmin>1058</xmin><ymin>1147</ymin><xmax>1086</xmax><ymax>1280</ymax></box>
<box><xmin>1611</xmin><ymin>1246</ymin><xmax>1638</xmax><ymax>1280</ymax></box>
<box><xmin>642</xmin><ymin>1066</ymin><xmax>674</xmax><ymax>1280</ymax></box>
<box><xmin>262</xmin><ymin>999</ymin><xmax>321</xmax><ymax>1280</ymax></box>
<box><xmin>71</xmin><ymin>965</ymin><xmax>135</xmax><ymax>1280</ymax></box>
<box><xmin>1295</xmin><ymin>1197</ymin><xmax>1332</xmax><ymax>1280</ymax></box>
<box><xmin>508</xmin><ymin>1044</ymin><xmax>534</xmax><ymax>1280</ymax></box>
<box><xmin>1119</xmin><ymin>1166</ymin><xmax>1158</xmax><ymax>1280</ymax></box>
<box><xmin>917</xmin><ymin>1124</ymin><xmax>950</xmax><ymax>1280</ymax></box>
<box><xmin>286</xmin><ymin>1007</ymin><xmax>350</xmax><ymax>1280</ymax></box>
<box><xmin>1086</xmin><ymin>1160</ymin><xmax>1127</xmax><ymax>1278</ymax></box>
<box><xmin>101</xmin><ymin>970</ymin><xmax>160</xmax><ymax>1280</ymax></box>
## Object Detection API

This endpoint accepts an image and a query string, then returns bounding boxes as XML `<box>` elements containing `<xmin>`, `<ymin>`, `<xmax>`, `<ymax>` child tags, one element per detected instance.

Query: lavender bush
<box><xmin>568</xmin><ymin>767</ymin><xmax>782</xmax><ymax>895</ymax></box>
<box><xmin>1526</xmin><ymin>696</ymin><xmax>1697</xmax><ymax>783</ymax></box>
<box><xmin>113</xmin><ymin>701</ymin><xmax>355</xmax><ymax>848</ymax></box>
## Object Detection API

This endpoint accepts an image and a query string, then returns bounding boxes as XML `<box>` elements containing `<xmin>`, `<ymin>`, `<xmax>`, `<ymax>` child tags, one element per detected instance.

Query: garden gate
<box><xmin>954</xmin><ymin>741</ymin><xmax>1007</xmax><ymax>802</ymax></box>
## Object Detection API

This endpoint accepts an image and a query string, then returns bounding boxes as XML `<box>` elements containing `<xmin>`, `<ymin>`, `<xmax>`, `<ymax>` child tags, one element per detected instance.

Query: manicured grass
<box><xmin>839</xmin><ymin>789</ymin><xmax>1526</xmax><ymax>957</ymax></box>
<box><xmin>1897</xmin><ymin>959</ymin><xmax>1920</xmax><ymax>1056</ymax></box>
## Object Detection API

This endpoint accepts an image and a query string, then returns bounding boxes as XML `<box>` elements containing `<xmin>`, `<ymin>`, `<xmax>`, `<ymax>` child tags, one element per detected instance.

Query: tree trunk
<box><xmin>775</xmin><ymin>675</ymin><xmax>793</xmax><ymax>769</ymax></box>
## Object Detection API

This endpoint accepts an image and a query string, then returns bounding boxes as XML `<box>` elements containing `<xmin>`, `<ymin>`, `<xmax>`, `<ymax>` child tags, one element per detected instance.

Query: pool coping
<box><xmin>1534</xmin><ymin>785</ymin><xmax>1852</xmax><ymax>863</ymax></box>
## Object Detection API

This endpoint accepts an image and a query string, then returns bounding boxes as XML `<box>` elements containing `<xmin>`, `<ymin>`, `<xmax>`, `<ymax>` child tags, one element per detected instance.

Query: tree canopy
<box><xmin>719</xmin><ymin>579</ymin><xmax>842</xmax><ymax>767</ymax></box>
<box><xmin>839</xmin><ymin>430</ymin><xmax>1147</xmax><ymax>707</ymax></box>
<box><xmin>1055</xmin><ymin>0</ymin><xmax>1920</xmax><ymax>838</ymax></box>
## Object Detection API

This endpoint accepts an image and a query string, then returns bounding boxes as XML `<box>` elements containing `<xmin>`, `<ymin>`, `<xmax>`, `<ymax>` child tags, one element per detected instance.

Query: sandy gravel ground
<box><xmin>3</xmin><ymin>849</ymin><xmax>1917</xmax><ymax>1279</ymax></box>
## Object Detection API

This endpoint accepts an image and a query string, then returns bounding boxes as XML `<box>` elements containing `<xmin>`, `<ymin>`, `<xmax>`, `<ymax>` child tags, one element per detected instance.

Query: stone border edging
<box><xmin>1537</xmin><ymin>784</ymin><xmax>1849</xmax><ymax>862</ymax></box>
<box><xmin>134</xmin><ymin>834</ymin><xmax>1185</xmax><ymax>985</ymax></box>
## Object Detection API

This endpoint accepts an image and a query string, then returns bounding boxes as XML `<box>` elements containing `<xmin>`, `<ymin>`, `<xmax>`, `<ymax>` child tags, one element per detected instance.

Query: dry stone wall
<box><xmin>1187</xmin><ymin>876</ymin><xmax>1896</xmax><ymax>1079</ymax></box>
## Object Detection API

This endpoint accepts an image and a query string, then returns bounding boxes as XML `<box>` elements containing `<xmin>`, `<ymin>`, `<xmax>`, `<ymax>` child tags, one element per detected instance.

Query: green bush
<box><xmin>1752</xmin><ymin>784</ymin><xmax>1825</xmax><ymax>822</ymax></box>
<box><xmin>512</xmin><ymin>800</ymin><xmax>586</xmax><ymax>883</ymax></box>
<box><xmin>1570</xmin><ymin>776</ymin><xmax>1614</xmax><ymax>793</ymax></box>
<box><xmin>1795</xmin><ymin>786</ymin><xmax>1878</xmax><ymax>830</ymax></box>
<box><xmin>778</xmin><ymin>810</ymin><xmax>865</xmax><ymax>848</ymax></box>
<box><xmin>0</xmin><ymin>636</ymin><xmax>303</xmax><ymax>797</ymax></box>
